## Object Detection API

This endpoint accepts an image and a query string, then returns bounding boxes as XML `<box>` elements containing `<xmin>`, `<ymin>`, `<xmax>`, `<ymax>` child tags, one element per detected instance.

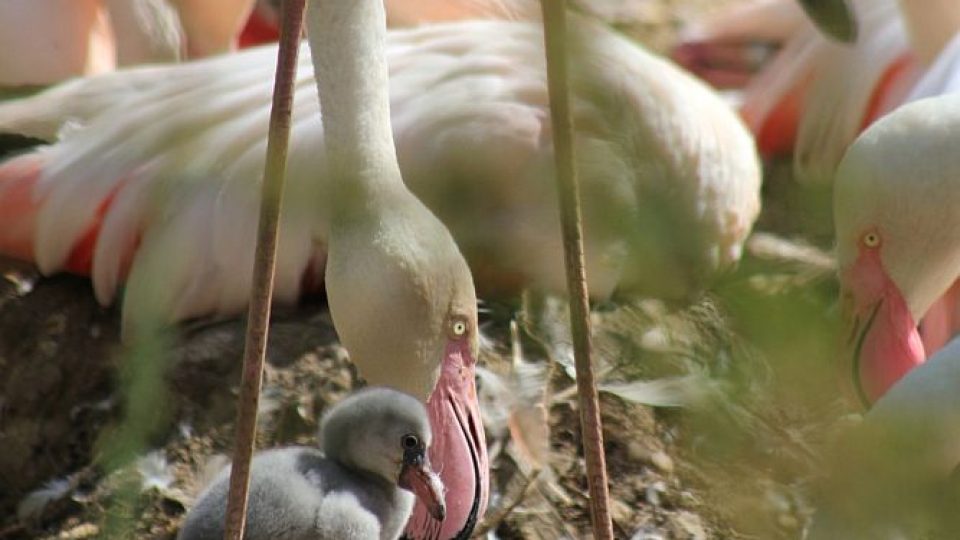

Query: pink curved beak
<box><xmin>404</xmin><ymin>339</ymin><xmax>488</xmax><ymax>539</ymax></box>
<box><xmin>845</xmin><ymin>286</ymin><xmax>925</xmax><ymax>406</ymax></box>
<box><xmin>841</xmin><ymin>246</ymin><xmax>926</xmax><ymax>406</ymax></box>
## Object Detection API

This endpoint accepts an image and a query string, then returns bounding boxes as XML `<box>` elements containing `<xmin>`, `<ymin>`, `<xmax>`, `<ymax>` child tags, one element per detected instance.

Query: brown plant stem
<box><xmin>538</xmin><ymin>1</ymin><xmax>614</xmax><ymax>538</ymax></box>
<box><xmin>222</xmin><ymin>0</ymin><xmax>306</xmax><ymax>538</ymax></box>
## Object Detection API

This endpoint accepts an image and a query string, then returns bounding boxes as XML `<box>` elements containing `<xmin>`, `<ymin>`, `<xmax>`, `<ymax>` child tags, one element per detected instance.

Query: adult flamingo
<box><xmin>0</xmin><ymin>0</ymin><xmax>613</xmax><ymax>85</ymax></box>
<box><xmin>239</xmin><ymin>0</ymin><xmax>655</xmax><ymax>47</ymax></box>
<box><xmin>0</xmin><ymin>13</ymin><xmax>760</xmax><ymax>316</ymax></box>
<box><xmin>308</xmin><ymin>0</ymin><xmax>487</xmax><ymax>536</ymax></box>
<box><xmin>834</xmin><ymin>93</ymin><xmax>960</xmax><ymax>405</ymax></box>
<box><xmin>796</xmin><ymin>82</ymin><xmax>960</xmax><ymax>540</ymax></box>
<box><xmin>0</xmin><ymin>11</ymin><xmax>759</xmax><ymax>536</ymax></box>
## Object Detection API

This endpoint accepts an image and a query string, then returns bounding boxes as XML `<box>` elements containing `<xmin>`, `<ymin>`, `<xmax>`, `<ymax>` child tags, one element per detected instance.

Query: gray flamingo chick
<box><xmin>177</xmin><ymin>387</ymin><xmax>446</xmax><ymax>540</ymax></box>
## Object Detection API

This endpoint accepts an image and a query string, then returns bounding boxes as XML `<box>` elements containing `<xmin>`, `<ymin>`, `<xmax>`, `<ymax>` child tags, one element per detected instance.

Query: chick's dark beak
<box><xmin>399</xmin><ymin>446</ymin><xmax>446</xmax><ymax>522</ymax></box>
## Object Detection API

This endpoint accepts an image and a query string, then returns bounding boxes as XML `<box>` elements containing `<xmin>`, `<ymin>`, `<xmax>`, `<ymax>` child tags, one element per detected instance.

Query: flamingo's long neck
<box><xmin>897</xmin><ymin>0</ymin><xmax>960</xmax><ymax>64</ymax></box>
<box><xmin>306</xmin><ymin>0</ymin><xmax>402</xmax><ymax>207</ymax></box>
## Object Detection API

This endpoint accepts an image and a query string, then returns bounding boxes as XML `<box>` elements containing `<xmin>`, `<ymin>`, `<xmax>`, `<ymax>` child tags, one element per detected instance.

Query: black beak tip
<box><xmin>797</xmin><ymin>0</ymin><xmax>858</xmax><ymax>43</ymax></box>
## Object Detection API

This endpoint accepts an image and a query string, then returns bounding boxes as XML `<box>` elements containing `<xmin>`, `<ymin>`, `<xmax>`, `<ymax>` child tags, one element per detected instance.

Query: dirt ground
<box><xmin>0</xmin><ymin>1</ymin><xmax>876</xmax><ymax>539</ymax></box>
<box><xmin>0</xmin><ymin>239</ymin><xmax>847</xmax><ymax>540</ymax></box>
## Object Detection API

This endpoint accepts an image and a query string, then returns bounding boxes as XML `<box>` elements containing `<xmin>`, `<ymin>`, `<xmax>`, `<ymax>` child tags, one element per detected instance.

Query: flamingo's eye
<box><xmin>448</xmin><ymin>315</ymin><xmax>469</xmax><ymax>339</ymax></box>
<box><xmin>862</xmin><ymin>231</ymin><xmax>881</xmax><ymax>248</ymax></box>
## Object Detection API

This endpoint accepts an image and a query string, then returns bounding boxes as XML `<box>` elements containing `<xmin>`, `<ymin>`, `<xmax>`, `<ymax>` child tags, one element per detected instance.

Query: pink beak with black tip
<box><xmin>404</xmin><ymin>337</ymin><xmax>488</xmax><ymax>540</ymax></box>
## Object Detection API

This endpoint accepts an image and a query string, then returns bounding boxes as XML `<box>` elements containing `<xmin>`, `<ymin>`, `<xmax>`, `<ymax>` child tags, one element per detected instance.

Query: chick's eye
<box><xmin>401</xmin><ymin>434</ymin><xmax>419</xmax><ymax>450</ymax></box>
<box><xmin>862</xmin><ymin>232</ymin><xmax>881</xmax><ymax>248</ymax></box>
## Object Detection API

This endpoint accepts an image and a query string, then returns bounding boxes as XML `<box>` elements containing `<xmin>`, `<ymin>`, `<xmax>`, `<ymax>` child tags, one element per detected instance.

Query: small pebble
<box><xmin>650</xmin><ymin>450</ymin><xmax>674</xmax><ymax>474</ymax></box>
<box><xmin>57</xmin><ymin>523</ymin><xmax>99</xmax><ymax>539</ymax></box>
<box><xmin>640</xmin><ymin>327</ymin><xmax>670</xmax><ymax>351</ymax></box>
<box><xmin>627</xmin><ymin>441</ymin><xmax>648</xmax><ymax>461</ymax></box>
<box><xmin>610</xmin><ymin>498</ymin><xmax>634</xmax><ymax>524</ymax></box>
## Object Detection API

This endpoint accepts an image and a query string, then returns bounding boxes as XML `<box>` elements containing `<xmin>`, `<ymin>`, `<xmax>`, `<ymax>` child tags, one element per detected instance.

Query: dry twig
<box><xmin>222</xmin><ymin>1</ymin><xmax>306</xmax><ymax>538</ymax></box>
<box><xmin>539</xmin><ymin>1</ymin><xmax>614</xmax><ymax>537</ymax></box>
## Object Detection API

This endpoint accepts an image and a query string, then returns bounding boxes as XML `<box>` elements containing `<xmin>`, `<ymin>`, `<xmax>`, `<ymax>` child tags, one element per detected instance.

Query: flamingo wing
<box><xmin>0</xmin><ymin>19</ymin><xmax>761</xmax><ymax>330</ymax></box>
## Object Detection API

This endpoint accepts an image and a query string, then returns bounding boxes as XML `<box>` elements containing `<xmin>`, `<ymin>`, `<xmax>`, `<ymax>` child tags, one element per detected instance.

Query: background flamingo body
<box><xmin>677</xmin><ymin>0</ymin><xmax>960</xmax><ymax>179</ymax></box>
<box><xmin>0</xmin><ymin>18</ymin><xmax>761</xmax><ymax>330</ymax></box>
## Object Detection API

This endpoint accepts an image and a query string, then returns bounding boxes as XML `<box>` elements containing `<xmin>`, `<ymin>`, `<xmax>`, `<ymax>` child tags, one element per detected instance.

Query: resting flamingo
<box><xmin>786</xmin><ymin>65</ymin><xmax>960</xmax><ymax>540</ymax></box>
<box><xmin>0</xmin><ymin>12</ymin><xmax>760</xmax><ymax>316</ymax></box>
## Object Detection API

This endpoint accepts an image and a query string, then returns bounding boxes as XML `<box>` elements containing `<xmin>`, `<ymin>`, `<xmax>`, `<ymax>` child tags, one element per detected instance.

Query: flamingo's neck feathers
<box><xmin>307</xmin><ymin>0</ymin><xmax>401</xmax><ymax>202</ymax></box>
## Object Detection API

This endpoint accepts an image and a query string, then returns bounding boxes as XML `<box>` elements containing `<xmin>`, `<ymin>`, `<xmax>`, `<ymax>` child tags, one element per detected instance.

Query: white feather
<box><xmin>16</xmin><ymin>476</ymin><xmax>73</xmax><ymax>522</ymax></box>
<box><xmin>794</xmin><ymin>0</ymin><xmax>912</xmax><ymax>185</ymax></box>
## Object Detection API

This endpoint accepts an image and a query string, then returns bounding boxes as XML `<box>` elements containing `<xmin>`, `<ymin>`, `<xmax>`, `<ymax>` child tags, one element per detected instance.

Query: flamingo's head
<box><xmin>325</xmin><ymin>186</ymin><xmax>488</xmax><ymax>540</ymax></box>
<box><xmin>834</xmin><ymin>95</ymin><xmax>960</xmax><ymax>405</ymax></box>
<box><xmin>319</xmin><ymin>388</ymin><xmax>446</xmax><ymax>522</ymax></box>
